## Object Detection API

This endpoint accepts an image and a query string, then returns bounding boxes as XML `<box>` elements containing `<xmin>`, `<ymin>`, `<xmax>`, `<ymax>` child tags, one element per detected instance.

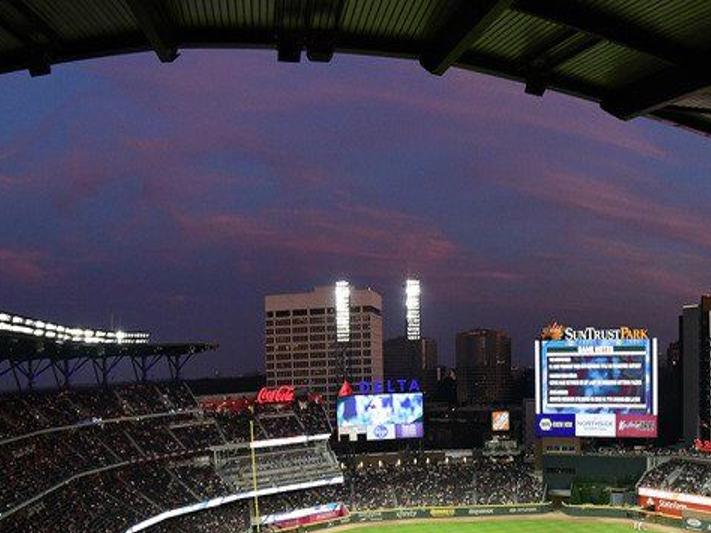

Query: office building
<box><xmin>383</xmin><ymin>336</ymin><xmax>438</xmax><ymax>394</ymax></box>
<box><xmin>455</xmin><ymin>328</ymin><xmax>512</xmax><ymax>405</ymax></box>
<box><xmin>681</xmin><ymin>295</ymin><xmax>711</xmax><ymax>443</ymax></box>
<box><xmin>264</xmin><ymin>285</ymin><xmax>383</xmax><ymax>413</ymax></box>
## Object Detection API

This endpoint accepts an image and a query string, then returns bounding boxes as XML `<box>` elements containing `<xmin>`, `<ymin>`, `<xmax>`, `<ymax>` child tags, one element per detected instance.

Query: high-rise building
<box><xmin>681</xmin><ymin>295</ymin><xmax>711</xmax><ymax>443</ymax></box>
<box><xmin>383</xmin><ymin>336</ymin><xmax>438</xmax><ymax>394</ymax></box>
<box><xmin>455</xmin><ymin>328</ymin><xmax>512</xmax><ymax>405</ymax></box>
<box><xmin>264</xmin><ymin>285</ymin><xmax>383</xmax><ymax>414</ymax></box>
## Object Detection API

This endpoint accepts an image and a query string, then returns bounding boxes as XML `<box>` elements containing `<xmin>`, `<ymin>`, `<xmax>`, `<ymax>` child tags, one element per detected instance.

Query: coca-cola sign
<box><xmin>256</xmin><ymin>386</ymin><xmax>295</xmax><ymax>404</ymax></box>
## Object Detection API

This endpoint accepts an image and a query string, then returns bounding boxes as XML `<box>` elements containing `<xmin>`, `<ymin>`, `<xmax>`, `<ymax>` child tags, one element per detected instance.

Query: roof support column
<box><xmin>0</xmin><ymin>0</ymin><xmax>60</xmax><ymax>76</ymax></box>
<box><xmin>421</xmin><ymin>0</ymin><xmax>512</xmax><ymax>76</ymax></box>
<box><xmin>125</xmin><ymin>0</ymin><xmax>179</xmax><ymax>63</ymax></box>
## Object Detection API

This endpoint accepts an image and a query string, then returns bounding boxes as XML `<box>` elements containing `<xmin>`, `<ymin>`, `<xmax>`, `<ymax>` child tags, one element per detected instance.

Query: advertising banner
<box><xmin>396</xmin><ymin>423</ymin><xmax>423</xmax><ymax>439</ymax></box>
<box><xmin>638</xmin><ymin>496</ymin><xmax>711</xmax><ymax>518</ymax></box>
<box><xmin>366</xmin><ymin>424</ymin><xmax>396</xmax><ymax>441</ymax></box>
<box><xmin>535</xmin><ymin>414</ymin><xmax>575</xmax><ymax>437</ymax></box>
<box><xmin>348</xmin><ymin>503</ymin><xmax>551</xmax><ymax>523</ymax></box>
<box><xmin>575</xmin><ymin>413</ymin><xmax>616</xmax><ymax>437</ymax></box>
<box><xmin>616</xmin><ymin>414</ymin><xmax>657</xmax><ymax>438</ymax></box>
<box><xmin>492</xmin><ymin>411</ymin><xmax>510</xmax><ymax>432</ymax></box>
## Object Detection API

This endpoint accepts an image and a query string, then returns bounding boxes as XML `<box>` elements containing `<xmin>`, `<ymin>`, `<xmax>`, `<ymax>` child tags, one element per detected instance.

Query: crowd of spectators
<box><xmin>257</xmin><ymin>411</ymin><xmax>304</xmax><ymax>439</ymax></box>
<box><xmin>0</xmin><ymin>383</ymin><xmax>197</xmax><ymax>439</ymax></box>
<box><xmin>0</xmin><ymin>382</ymin><xmax>333</xmax><ymax>521</ymax></box>
<box><xmin>346</xmin><ymin>457</ymin><xmax>543</xmax><ymax>509</ymax></box>
<box><xmin>295</xmin><ymin>401</ymin><xmax>332</xmax><ymax>435</ymax></box>
<box><xmin>589</xmin><ymin>443</ymin><xmax>710</xmax><ymax>459</ymax></box>
<box><xmin>2</xmin><ymin>450</ymin><xmax>545</xmax><ymax>533</ymax></box>
<box><xmin>1</xmin><ymin>382</ymin><xmax>546</xmax><ymax>533</ymax></box>
<box><xmin>139</xmin><ymin>457</ymin><xmax>543</xmax><ymax>532</ymax></box>
<box><xmin>638</xmin><ymin>458</ymin><xmax>711</xmax><ymax>496</ymax></box>
<box><xmin>223</xmin><ymin>442</ymin><xmax>340</xmax><ymax>493</ymax></box>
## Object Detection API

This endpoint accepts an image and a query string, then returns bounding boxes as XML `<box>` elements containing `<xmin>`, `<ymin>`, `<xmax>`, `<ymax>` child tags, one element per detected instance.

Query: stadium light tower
<box><xmin>335</xmin><ymin>280</ymin><xmax>351</xmax><ymax>344</ymax></box>
<box><xmin>405</xmin><ymin>279</ymin><xmax>421</xmax><ymax>341</ymax></box>
<box><xmin>334</xmin><ymin>280</ymin><xmax>353</xmax><ymax>392</ymax></box>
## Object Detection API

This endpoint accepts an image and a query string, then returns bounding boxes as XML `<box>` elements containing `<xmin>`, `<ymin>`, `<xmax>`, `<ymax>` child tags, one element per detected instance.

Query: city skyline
<box><xmin>1</xmin><ymin>50</ymin><xmax>710</xmax><ymax>377</ymax></box>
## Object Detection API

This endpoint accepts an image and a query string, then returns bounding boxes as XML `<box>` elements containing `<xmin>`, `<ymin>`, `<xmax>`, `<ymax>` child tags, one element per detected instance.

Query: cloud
<box><xmin>0</xmin><ymin>248</ymin><xmax>48</xmax><ymax>285</ymax></box>
<box><xmin>172</xmin><ymin>204</ymin><xmax>523</xmax><ymax>297</ymax></box>
<box><xmin>582</xmin><ymin>236</ymin><xmax>709</xmax><ymax>299</ymax></box>
<box><xmin>504</xmin><ymin>168</ymin><xmax>711</xmax><ymax>250</ymax></box>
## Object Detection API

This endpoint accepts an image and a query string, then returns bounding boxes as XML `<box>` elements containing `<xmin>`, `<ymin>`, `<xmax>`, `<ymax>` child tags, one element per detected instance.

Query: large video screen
<box><xmin>336</xmin><ymin>392</ymin><xmax>423</xmax><ymax>441</ymax></box>
<box><xmin>535</xmin><ymin>336</ymin><xmax>658</xmax><ymax>438</ymax></box>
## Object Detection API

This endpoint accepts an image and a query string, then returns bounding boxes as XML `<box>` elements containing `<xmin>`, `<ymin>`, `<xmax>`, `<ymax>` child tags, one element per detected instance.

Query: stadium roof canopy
<box><xmin>0</xmin><ymin>331</ymin><xmax>218</xmax><ymax>390</ymax></box>
<box><xmin>0</xmin><ymin>0</ymin><xmax>710</xmax><ymax>136</ymax></box>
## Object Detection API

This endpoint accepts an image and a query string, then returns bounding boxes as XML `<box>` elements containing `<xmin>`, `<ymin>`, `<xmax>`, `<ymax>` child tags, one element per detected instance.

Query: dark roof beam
<box><xmin>602</xmin><ymin>69</ymin><xmax>711</xmax><ymax>119</ymax></box>
<box><xmin>512</xmin><ymin>0</ymin><xmax>711</xmax><ymax>119</ymax></box>
<box><xmin>665</xmin><ymin>105</ymin><xmax>711</xmax><ymax>117</ymax></box>
<box><xmin>0</xmin><ymin>0</ymin><xmax>60</xmax><ymax>76</ymax></box>
<box><xmin>125</xmin><ymin>0</ymin><xmax>178</xmax><ymax>63</ymax></box>
<box><xmin>305</xmin><ymin>0</ymin><xmax>345</xmax><ymax>62</ymax></box>
<box><xmin>519</xmin><ymin>31</ymin><xmax>601</xmax><ymax>96</ymax></box>
<box><xmin>275</xmin><ymin>0</ymin><xmax>307</xmax><ymax>62</ymax></box>
<box><xmin>653</xmin><ymin>109</ymin><xmax>711</xmax><ymax>138</ymax></box>
<box><xmin>421</xmin><ymin>0</ymin><xmax>511</xmax><ymax>76</ymax></box>
<box><xmin>513</xmin><ymin>0</ymin><xmax>696</xmax><ymax>67</ymax></box>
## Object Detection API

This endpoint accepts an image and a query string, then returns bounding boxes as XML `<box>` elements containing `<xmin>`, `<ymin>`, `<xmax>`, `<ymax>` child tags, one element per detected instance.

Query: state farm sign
<box><xmin>256</xmin><ymin>386</ymin><xmax>295</xmax><ymax>404</ymax></box>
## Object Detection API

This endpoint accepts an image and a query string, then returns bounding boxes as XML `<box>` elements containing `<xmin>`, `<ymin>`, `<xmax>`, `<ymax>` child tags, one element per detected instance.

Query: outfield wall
<box><xmin>286</xmin><ymin>502</ymin><xmax>698</xmax><ymax>533</ymax></box>
<box><xmin>279</xmin><ymin>503</ymin><xmax>553</xmax><ymax>532</ymax></box>
<box><xmin>294</xmin><ymin>503</ymin><xmax>696</xmax><ymax>531</ymax></box>
<box><xmin>561</xmin><ymin>503</ymin><xmax>683</xmax><ymax>529</ymax></box>
<box><xmin>682</xmin><ymin>514</ymin><xmax>711</xmax><ymax>531</ymax></box>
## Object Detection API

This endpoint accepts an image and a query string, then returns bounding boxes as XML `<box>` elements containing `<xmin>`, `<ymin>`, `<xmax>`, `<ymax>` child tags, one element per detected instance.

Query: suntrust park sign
<box><xmin>541</xmin><ymin>322</ymin><xmax>648</xmax><ymax>341</ymax></box>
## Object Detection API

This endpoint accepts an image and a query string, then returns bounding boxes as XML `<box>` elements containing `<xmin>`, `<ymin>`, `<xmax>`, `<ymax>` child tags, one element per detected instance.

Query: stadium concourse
<box><xmin>0</xmin><ymin>380</ymin><xmax>544</xmax><ymax>533</ymax></box>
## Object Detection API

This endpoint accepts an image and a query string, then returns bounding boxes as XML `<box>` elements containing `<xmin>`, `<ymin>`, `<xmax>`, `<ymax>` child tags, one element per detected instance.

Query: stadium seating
<box><xmin>638</xmin><ymin>458</ymin><xmax>711</xmax><ymax>496</ymax></box>
<box><xmin>0</xmin><ymin>382</ymin><xmax>335</xmax><ymax>532</ymax></box>
<box><xmin>0</xmin><ymin>382</ymin><xmax>545</xmax><ymax>533</ymax></box>
<box><xmin>216</xmin><ymin>441</ymin><xmax>341</xmax><ymax>493</ymax></box>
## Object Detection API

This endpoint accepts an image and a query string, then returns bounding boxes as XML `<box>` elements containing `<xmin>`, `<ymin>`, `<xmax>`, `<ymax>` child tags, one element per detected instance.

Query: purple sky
<box><xmin>1</xmin><ymin>49</ymin><xmax>710</xmax><ymax>379</ymax></box>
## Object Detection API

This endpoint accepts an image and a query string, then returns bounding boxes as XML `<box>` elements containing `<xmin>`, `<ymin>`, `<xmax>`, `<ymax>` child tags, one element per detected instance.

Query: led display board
<box><xmin>336</xmin><ymin>392</ymin><xmax>423</xmax><ymax>441</ymax></box>
<box><xmin>535</xmin><ymin>324</ymin><xmax>658</xmax><ymax>438</ymax></box>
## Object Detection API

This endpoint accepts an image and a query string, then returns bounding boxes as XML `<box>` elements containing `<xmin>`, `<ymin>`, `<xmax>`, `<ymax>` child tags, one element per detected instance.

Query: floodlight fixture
<box><xmin>0</xmin><ymin>311</ymin><xmax>150</xmax><ymax>345</ymax></box>
<box><xmin>335</xmin><ymin>280</ymin><xmax>351</xmax><ymax>344</ymax></box>
<box><xmin>405</xmin><ymin>278</ymin><xmax>421</xmax><ymax>341</ymax></box>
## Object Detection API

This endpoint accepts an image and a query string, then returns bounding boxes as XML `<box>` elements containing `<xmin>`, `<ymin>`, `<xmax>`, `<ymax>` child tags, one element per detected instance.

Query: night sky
<box><xmin>1</xmin><ymin>50</ymin><xmax>710</xmax><ymax>381</ymax></box>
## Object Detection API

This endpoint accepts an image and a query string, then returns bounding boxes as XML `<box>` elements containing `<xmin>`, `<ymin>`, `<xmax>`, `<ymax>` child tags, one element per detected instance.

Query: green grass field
<box><xmin>341</xmin><ymin>519</ymin><xmax>645</xmax><ymax>533</ymax></box>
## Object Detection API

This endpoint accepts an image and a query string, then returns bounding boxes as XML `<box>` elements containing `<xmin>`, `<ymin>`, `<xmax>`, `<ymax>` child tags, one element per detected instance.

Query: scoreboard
<box><xmin>535</xmin><ymin>325</ymin><xmax>658</xmax><ymax>438</ymax></box>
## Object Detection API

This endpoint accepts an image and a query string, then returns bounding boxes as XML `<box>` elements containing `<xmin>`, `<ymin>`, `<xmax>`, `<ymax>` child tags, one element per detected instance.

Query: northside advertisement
<box><xmin>535</xmin><ymin>323</ymin><xmax>658</xmax><ymax>439</ymax></box>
